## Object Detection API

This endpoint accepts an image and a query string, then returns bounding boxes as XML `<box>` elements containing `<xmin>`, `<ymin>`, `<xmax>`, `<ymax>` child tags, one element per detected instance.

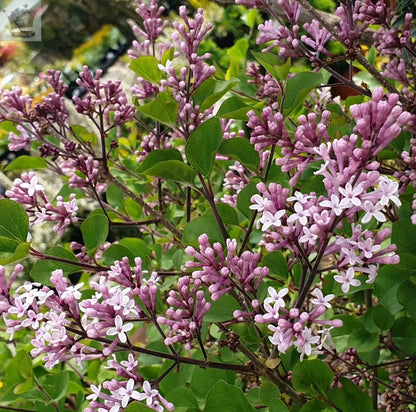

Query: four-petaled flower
<box><xmin>334</xmin><ymin>268</ymin><xmax>361</xmax><ymax>293</ymax></box>
<box><xmin>361</xmin><ymin>200</ymin><xmax>386</xmax><ymax>224</ymax></box>
<box><xmin>118</xmin><ymin>378</ymin><xmax>143</xmax><ymax>408</ymax></box>
<box><xmin>258</xmin><ymin>209</ymin><xmax>286</xmax><ymax>231</ymax></box>
<box><xmin>287</xmin><ymin>202</ymin><xmax>311</xmax><ymax>225</ymax></box>
<box><xmin>20</xmin><ymin>175</ymin><xmax>45</xmax><ymax>196</ymax></box>
<box><xmin>106</xmin><ymin>315</ymin><xmax>133</xmax><ymax>343</ymax></box>
<box><xmin>311</xmin><ymin>288</ymin><xmax>334</xmax><ymax>308</ymax></box>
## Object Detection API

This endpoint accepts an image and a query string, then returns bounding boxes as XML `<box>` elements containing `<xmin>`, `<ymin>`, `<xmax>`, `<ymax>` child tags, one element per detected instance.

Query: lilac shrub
<box><xmin>0</xmin><ymin>0</ymin><xmax>416</xmax><ymax>411</ymax></box>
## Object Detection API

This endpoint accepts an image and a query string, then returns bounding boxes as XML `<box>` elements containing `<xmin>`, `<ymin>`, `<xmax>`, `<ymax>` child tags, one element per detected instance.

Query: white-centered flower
<box><xmin>106</xmin><ymin>315</ymin><xmax>133</xmax><ymax>343</ymax></box>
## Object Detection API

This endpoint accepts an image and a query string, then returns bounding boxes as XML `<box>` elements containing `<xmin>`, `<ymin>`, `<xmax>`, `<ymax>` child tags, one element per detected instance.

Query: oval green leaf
<box><xmin>204</xmin><ymin>294</ymin><xmax>240</xmax><ymax>321</ymax></box>
<box><xmin>186</xmin><ymin>117</ymin><xmax>223</xmax><ymax>177</ymax></box>
<box><xmin>218</xmin><ymin>138</ymin><xmax>260</xmax><ymax>172</ymax></box>
<box><xmin>144</xmin><ymin>160</ymin><xmax>196</xmax><ymax>185</ymax></box>
<box><xmin>136</xmin><ymin>149</ymin><xmax>183</xmax><ymax>173</ymax></box>
<box><xmin>204</xmin><ymin>380</ymin><xmax>255</xmax><ymax>412</ymax></box>
<box><xmin>4</xmin><ymin>156</ymin><xmax>47</xmax><ymax>171</ymax></box>
<box><xmin>391</xmin><ymin>317</ymin><xmax>416</xmax><ymax>354</ymax></box>
<box><xmin>81</xmin><ymin>213</ymin><xmax>109</xmax><ymax>253</ymax></box>
<box><xmin>0</xmin><ymin>199</ymin><xmax>29</xmax><ymax>242</ymax></box>
<box><xmin>291</xmin><ymin>359</ymin><xmax>334</xmax><ymax>395</ymax></box>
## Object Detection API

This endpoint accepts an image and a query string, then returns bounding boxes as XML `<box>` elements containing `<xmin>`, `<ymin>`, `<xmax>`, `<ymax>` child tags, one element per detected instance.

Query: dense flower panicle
<box><xmin>0</xmin><ymin>86</ymin><xmax>33</xmax><ymax>120</ymax></box>
<box><xmin>257</xmin><ymin>19</ymin><xmax>302</xmax><ymax>57</ymax></box>
<box><xmin>247</xmin><ymin>107</ymin><xmax>289</xmax><ymax>152</ymax></box>
<box><xmin>73</xmin><ymin>66</ymin><xmax>134</xmax><ymax>130</ymax></box>
<box><xmin>34</xmin><ymin>194</ymin><xmax>79</xmax><ymax>236</ymax></box>
<box><xmin>251</xmin><ymin>178</ymin><xmax>399</xmax><ymax>289</ymax></box>
<box><xmin>254</xmin><ymin>287</ymin><xmax>342</xmax><ymax>360</ymax></box>
<box><xmin>1</xmin><ymin>255</ymin><xmax>162</xmax><ymax>369</ymax></box>
<box><xmin>334</xmin><ymin>1</ymin><xmax>370</xmax><ymax>46</ymax></box>
<box><xmin>301</xmin><ymin>20</ymin><xmax>333</xmax><ymax>56</ymax></box>
<box><xmin>349</xmin><ymin>87</ymin><xmax>412</xmax><ymax>157</ymax></box>
<box><xmin>276</xmin><ymin>110</ymin><xmax>331</xmax><ymax>186</ymax></box>
<box><xmin>8</xmin><ymin>124</ymin><xmax>33</xmax><ymax>151</ymax></box>
<box><xmin>157</xmin><ymin>276</ymin><xmax>210</xmax><ymax>349</ymax></box>
<box><xmin>39</xmin><ymin>69</ymin><xmax>68</xmax><ymax>97</ymax></box>
<box><xmin>246</xmin><ymin>63</ymin><xmax>280</xmax><ymax>106</ymax></box>
<box><xmin>185</xmin><ymin>234</ymin><xmax>269</xmax><ymax>301</ymax></box>
<box><xmin>68</xmin><ymin>155</ymin><xmax>107</xmax><ymax>193</ymax></box>
<box><xmin>5</xmin><ymin>172</ymin><xmax>77</xmax><ymax>235</ymax></box>
<box><xmin>134</xmin><ymin>0</ymin><xmax>168</xmax><ymax>42</ymax></box>
<box><xmin>172</xmin><ymin>7</ymin><xmax>213</xmax><ymax>65</ymax></box>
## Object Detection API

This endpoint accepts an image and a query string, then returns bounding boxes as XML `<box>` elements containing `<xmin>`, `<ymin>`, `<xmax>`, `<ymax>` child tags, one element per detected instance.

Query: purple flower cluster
<box><xmin>185</xmin><ymin>234</ymin><xmax>269</xmax><ymax>300</ymax></box>
<box><xmin>250</xmin><ymin>176</ymin><xmax>400</xmax><ymax>291</ymax></box>
<box><xmin>157</xmin><ymin>276</ymin><xmax>210</xmax><ymax>349</ymax></box>
<box><xmin>254</xmin><ymin>287</ymin><xmax>342</xmax><ymax>360</ymax></box>
<box><xmin>5</xmin><ymin>172</ymin><xmax>78</xmax><ymax>236</ymax></box>
<box><xmin>73</xmin><ymin>66</ymin><xmax>135</xmax><ymax>133</ymax></box>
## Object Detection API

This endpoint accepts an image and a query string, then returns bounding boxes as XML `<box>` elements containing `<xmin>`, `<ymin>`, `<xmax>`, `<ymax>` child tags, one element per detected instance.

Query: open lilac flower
<box><xmin>334</xmin><ymin>268</ymin><xmax>361</xmax><ymax>293</ymax></box>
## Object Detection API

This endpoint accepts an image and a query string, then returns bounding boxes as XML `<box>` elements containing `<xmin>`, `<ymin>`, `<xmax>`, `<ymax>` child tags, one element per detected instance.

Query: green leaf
<box><xmin>204</xmin><ymin>380</ymin><xmax>255</xmax><ymax>412</ymax></box>
<box><xmin>371</xmin><ymin>305</ymin><xmax>394</xmax><ymax>331</ymax></box>
<box><xmin>301</xmin><ymin>399</ymin><xmax>336</xmax><ymax>412</ymax></box>
<box><xmin>227</xmin><ymin>38</ymin><xmax>249</xmax><ymax>61</ymax></box>
<box><xmin>391</xmin><ymin>317</ymin><xmax>416</xmax><ymax>354</ymax></box>
<box><xmin>31</xmin><ymin>246</ymin><xmax>81</xmax><ymax>285</ymax></box>
<box><xmin>41</xmin><ymin>371</ymin><xmax>69</xmax><ymax>403</ymax></box>
<box><xmin>348</xmin><ymin>328</ymin><xmax>379</xmax><ymax>354</ymax></box>
<box><xmin>71</xmin><ymin>124</ymin><xmax>97</xmax><ymax>145</ymax></box>
<box><xmin>4</xmin><ymin>156</ymin><xmax>48</xmax><ymax>171</ymax></box>
<box><xmin>374</xmin><ymin>263</ymin><xmax>411</xmax><ymax>313</ymax></box>
<box><xmin>392</xmin><ymin>220</ymin><xmax>416</xmax><ymax>253</ymax></box>
<box><xmin>216</xmin><ymin>202</ymin><xmax>239</xmax><ymax>225</ymax></box>
<box><xmin>0</xmin><ymin>239</ymin><xmax>30</xmax><ymax>265</ymax></box>
<box><xmin>81</xmin><ymin>213</ymin><xmax>109</xmax><ymax>253</ymax></box>
<box><xmin>251</xmin><ymin>51</ymin><xmax>281</xmax><ymax>80</ymax></box>
<box><xmin>330</xmin><ymin>315</ymin><xmax>363</xmax><ymax>352</ymax></box>
<box><xmin>397</xmin><ymin>279</ymin><xmax>416</xmax><ymax>318</ymax></box>
<box><xmin>261</xmin><ymin>251</ymin><xmax>288</xmax><ymax>279</ymax></box>
<box><xmin>136</xmin><ymin>149</ymin><xmax>183</xmax><ymax>173</ymax></box>
<box><xmin>101</xmin><ymin>244</ymin><xmax>136</xmax><ymax>265</ymax></box>
<box><xmin>216</xmin><ymin>96</ymin><xmax>251</xmax><ymax>120</ymax></box>
<box><xmin>144</xmin><ymin>160</ymin><xmax>196</xmax><ymax>185</ymax></box>
<box><xmin>14</xmin><ymin>377</ymin><xmax>35</xmax><ymax>394</ymax></box>
<box><xmin>193</xmin><ymin>78</ymin><xmax>240</xmax><ymax>112</ymax></box>
<box><xmin>292</xmin><ymin>360</ymin><xmax>333</xmax><ymax>395</ymax></box>
<box><xmin>165</xmin><ymin>387</ymin><xmax>199</xmax><ymax>409</ymax></box>
<box><xmin>328</xmin><ymin>377</ymin><xmax>374</xmax><ymax>412</ymax></box>
<box><xmin>218</xmin><ymin>138</ymin><xmax>260</xmax><ymax>172</ymax></box>
<box><xmin>130</xmin><ymin>55</ymin><xmax>162</xmax><ymax>84</ymax></box>
<box><xmin>269</xmin><ymin>400</ymin><xmax>289</xmax><ymax>412</ymax></box>
<box><xmin>183</xmin><ymin>214</ymin><xmax>224</xmax><ymax>246</ymax></box>
<box><xmin>137</xmin><ymin>92</ymin><xmax>179</xmax><ymax>126</ymax></box>
<box><xmin>18</xmin><ymin>350</ymin><xmax>33</xmax><ymax>379</ymax></box>
<box><xmin>283</xmin><ymin>72</ymin><xmax>323</xmax><ymax>115</ymax></box>
<box><xmin>186</xmin><ymin>117</ymin><xmax>223</xmax><ymax>177</ymax></box>
<box><xmin>204</xmin><ymin>295</ymin><xmax>240</xmax><ymax>322</ymax></box>
<box><xmin>191</xmin><ymin>369</ymin><xmax>235</xmax><ymax>399</ymax></box>
<box><xmin>106</xmin><ymin>183</ymin><xmax>125</xmax><ymax>209</ymax></box>
<box><xmin>122</xmin><ymin>402</ymin><xmax>154</xmax><ymax>412</ymax></box>
<box><xmin>35</xmin><ymin>401</ymin><xmax>57</xmax><ymax>412</ymax></box>
<box><xmin>366</xmin><ymin>46</ymin><xmax>377</xmax><ymax>66</ymax></box>
<box><xmin>363</xmin><ymin>306</ymin><xmax>394</xmax><ymax>333</ymax></box>
<box><xmin>259</xmin><ymin>381</ymin><xmax>280</xmax><ymax>406</ymax></box>
<box><xmin>119</xmin><ymin>237</ymin><xmax>149</xmax><ymax>258</ymax></box>
<box><xmin>0</xmin><ymin>199</ymin><xmax>29</xmax><ymax>242</ymax></box>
